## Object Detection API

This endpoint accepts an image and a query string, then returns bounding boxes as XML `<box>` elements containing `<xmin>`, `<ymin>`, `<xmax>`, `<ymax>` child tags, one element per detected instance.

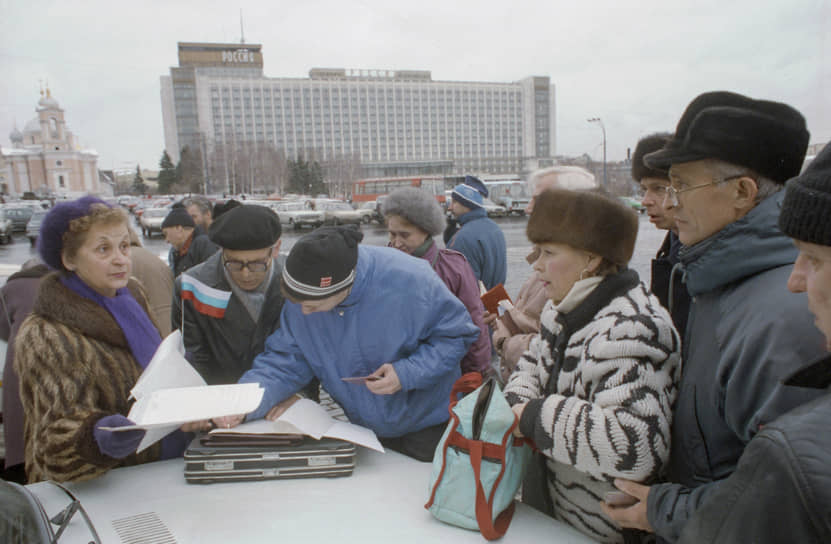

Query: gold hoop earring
<box><xmin>579</xmin><ymin>268</ymin><xmax>589</xmax><ymax>281</ymax></box>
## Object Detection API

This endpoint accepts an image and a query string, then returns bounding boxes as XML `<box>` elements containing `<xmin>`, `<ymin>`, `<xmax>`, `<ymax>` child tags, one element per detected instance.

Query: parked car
<box><xmin>481</xmin><ymin>197</ymin><xmax>507</xmax><ymax>218</ymax></box>
<box><xmin>318</xmin><ymin>200</ymin><xmax>364</xmax><ymax>226</ymax></box>
<box><xmin>0</xmin><ymin>208</ymin><xmax>14</xmax><ymax>244</ymax></box>
<box><xmin>619</xmin><ymin>196</ymin><xmax>646</xmax><ymax>214</ymax></box>
<box><xmin>26</xmin><ymin>209</ymin><xmax>48</xmax><ymax>247</ymax></box>
<box><xmin>140</xmin><ymin>208</ymin><xmax>170</xmax><ymax>238</ymax></box>
<box><xmin>355</xmin><ymin>201</ymin><xmax>382</xmax><ymax>224</ymax></box>
<box><xmin>4</xmin><ymin>205</ymin><xmax>34</xmax><ymax>232</ymax></box>
<box><xmin>271</xmin><ymin>201</ymin><xmax>324</xmax><ymax>230</ymax></box>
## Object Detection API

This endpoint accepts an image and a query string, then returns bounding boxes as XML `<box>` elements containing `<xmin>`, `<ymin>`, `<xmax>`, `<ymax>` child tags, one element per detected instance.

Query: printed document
<box><xmin>209</xmin><ymin>398</ymin><xmax>384</xmax><ymax>452</ymax></box>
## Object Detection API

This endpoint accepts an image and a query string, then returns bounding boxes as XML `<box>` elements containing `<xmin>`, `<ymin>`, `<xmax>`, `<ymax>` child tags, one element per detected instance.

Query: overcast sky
<box><xmin>1</xmin><ymin>0</ymin><xmax>828</xmax><ymax>173</ymax></box>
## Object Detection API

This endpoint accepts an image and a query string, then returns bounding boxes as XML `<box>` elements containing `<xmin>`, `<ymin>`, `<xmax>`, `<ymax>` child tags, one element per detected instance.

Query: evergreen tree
<box><xmin>158</xmin><ymin>150</ymin><xmax>176</xmax><ymax>194</ymax></box>
<box><xmin>288</xmin><ymin>156</ymin><xmax>326</xmax><ymax>195</ymax></box>
<box><xmin>176</xmin><ymin>145</ymin><xmax>204</xmax><ymax>193</ymax></box>
<box><xmin>132</xmin><ymin>164</ymin><xmax>147</xmax><ymax>195</ymax></box>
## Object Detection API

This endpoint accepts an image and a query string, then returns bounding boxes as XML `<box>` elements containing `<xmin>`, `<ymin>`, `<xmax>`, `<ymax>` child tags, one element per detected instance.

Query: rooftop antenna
<box><xmin>240</xmin><ymin>9</ymin><xmax>245</xmax><ymax>44</ymax></box>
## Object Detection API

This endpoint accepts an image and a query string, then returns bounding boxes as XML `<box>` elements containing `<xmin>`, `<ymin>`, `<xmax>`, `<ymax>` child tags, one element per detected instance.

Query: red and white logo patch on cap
<box><xmin>319</xmin><ymin>276</ymin><xmax>332</xmax><ymax>288</ymax></box>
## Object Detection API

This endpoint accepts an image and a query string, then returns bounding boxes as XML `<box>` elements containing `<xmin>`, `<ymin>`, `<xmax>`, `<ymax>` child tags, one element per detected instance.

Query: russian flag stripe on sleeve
<box><xmin>181</xmin><ymin>274</ymin><xmax>232</xmax><ymax>318</ymax></box>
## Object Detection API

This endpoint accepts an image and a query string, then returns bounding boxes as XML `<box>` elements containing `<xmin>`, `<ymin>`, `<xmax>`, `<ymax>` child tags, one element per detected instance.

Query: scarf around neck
<box><xmin>61</xmin><ymin>273</ymin><xmax>162</xmax><ymax>369</ymax></box>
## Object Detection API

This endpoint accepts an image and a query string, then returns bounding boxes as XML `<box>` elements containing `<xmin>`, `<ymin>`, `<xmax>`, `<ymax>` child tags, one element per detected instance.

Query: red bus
<box><xmin>351</xmin><ymin>176</ymin><xmax>446</xmax><ymax>204</ymax></box>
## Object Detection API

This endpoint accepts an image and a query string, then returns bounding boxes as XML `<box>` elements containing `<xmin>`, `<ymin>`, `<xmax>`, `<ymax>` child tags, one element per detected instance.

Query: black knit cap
<box><xmin>161</xmin><ymin>207</ymin><xmax>195</xmax><ymax>229</ymax></box>
<box><xmin>631</xmin><ymin>133</ymin><xmax>672</xmax><ymax>181</ymax></box>
<box><xmin>208</xmin><ymin>204</ymin><xmax>282</xmax><ymax>250</ymax></box>
<box><xmin>779</xmin><ymin>143</ymin><xmax>831</xmax><ymax>246</ymax></box>
<box><xmin>645</xmin><ymin>91</ymin><xmax>809</xmax><ymax>183</ymax></box>
<box><xmin>282</xmin><ymin>226</ymin><xmax>364</xmax><ymax>300</ymax></box>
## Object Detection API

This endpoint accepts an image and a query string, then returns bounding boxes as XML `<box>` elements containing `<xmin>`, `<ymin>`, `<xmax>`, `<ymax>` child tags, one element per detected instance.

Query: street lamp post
<box><xmin>588</xmin><ymin>117</ymin><xmax>607</xmax><ymax>189</ymax></box>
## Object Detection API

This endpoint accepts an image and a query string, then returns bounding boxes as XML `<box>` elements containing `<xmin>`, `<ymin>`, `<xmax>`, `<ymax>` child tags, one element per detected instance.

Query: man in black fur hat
<box><xmin>603</xmin><ymin>91</ymin><xmax>826</xmax><ymax>542</ymax></box>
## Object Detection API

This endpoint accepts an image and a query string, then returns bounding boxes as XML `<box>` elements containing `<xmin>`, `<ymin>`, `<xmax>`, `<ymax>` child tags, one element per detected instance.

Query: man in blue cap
<box><xmin>447</xmin><ymin>175</ymin><xmax>507</xmax><ymax>290</ymax></box>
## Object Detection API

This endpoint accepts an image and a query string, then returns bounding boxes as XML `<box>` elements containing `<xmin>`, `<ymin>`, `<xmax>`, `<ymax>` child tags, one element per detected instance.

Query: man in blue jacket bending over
<box><xmin>220</xmin><ymin>226</ymin><xmax>480</xmax><ymax>461</ymax></box>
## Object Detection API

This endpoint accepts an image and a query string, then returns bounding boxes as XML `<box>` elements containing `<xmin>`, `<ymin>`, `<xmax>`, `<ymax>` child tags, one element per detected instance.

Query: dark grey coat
<box><xmin>678</xmin><ymin>355</ymin><xmax>831</xmax><ymax>543</ymax></box>
<box><xmin>647</xmin><ymin>193</ymin><xmax>827</xmax><ymax>542</ymax></box>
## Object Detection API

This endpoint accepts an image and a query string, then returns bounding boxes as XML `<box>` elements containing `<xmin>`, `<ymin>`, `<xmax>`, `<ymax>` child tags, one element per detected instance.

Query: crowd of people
<box><xmin>2</xmin><ymin>89</ymin><xmax>830</xmax><ymax>543</ymax></box>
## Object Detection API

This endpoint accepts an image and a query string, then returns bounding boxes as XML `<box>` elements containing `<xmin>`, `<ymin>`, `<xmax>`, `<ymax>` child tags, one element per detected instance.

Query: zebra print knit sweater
<box><xmin>504</xmin><ymin>270</ymin><xmax>681</xmax><ymax>543</ymax></box>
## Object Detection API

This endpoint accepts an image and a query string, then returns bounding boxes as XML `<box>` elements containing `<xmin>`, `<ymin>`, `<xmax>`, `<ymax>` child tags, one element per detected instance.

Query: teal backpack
<box><xmin>425</xmin><ymin>373</ymin><xmax>532</xmax><ymax>540</ymax></box>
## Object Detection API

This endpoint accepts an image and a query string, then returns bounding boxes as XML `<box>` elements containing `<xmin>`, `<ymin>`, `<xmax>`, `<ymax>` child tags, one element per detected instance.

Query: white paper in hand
<box><xmin>130</xmin><ymin>330</ymin><xmax>205</xmax><ymax>401</ymax></box>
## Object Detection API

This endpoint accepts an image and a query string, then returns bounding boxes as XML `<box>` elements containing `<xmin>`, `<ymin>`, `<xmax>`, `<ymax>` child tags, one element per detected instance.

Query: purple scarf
<box><xmin>61</xmin><ymin>273</ymin><xmax>161</xmax><ymax>368</ymax></box>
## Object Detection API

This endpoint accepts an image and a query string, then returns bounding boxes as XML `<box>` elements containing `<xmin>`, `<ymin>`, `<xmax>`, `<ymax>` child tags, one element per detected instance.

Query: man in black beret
<box><xmin>162</xmin><ymin>207</ymin><xmax>218</xmax><ymax>277</ymax></box>
<box><xmin>603</xmin><ymin>92</ymin><xmax>826</xmax><ymax>542</ymax></box>
<box><xmin>171</xmin><ymin>205</ymin><xmax>291</xmax><ymax>387</ymax></box>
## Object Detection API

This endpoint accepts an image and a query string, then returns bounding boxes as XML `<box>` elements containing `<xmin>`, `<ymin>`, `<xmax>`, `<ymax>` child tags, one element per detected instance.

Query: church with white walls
<box><xmin>1</xmin><ymin>89</ymin><xmax>106</xmax><ymax>198</ymax></box>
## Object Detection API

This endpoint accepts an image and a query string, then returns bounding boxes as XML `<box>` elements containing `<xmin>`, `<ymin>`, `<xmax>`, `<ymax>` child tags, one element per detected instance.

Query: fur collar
<box><xmin>32</xmin><ymin>272</ymin><xmax>150</xmax><ymax>349</ymax></box>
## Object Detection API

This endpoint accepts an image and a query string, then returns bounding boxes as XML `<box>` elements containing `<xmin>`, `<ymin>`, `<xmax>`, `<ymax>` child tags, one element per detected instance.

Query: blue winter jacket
<box><xmin>448</xmin><ymin>207</ymin><xmax>507</xmax><ymax>290</ymax></box>
<box><xmin>647</xmin><ymin>192</ymin><xmax>827</xmax><ymax>543</ymax></box>
<box><xmin>240</xmin><ymin>245</ymin><xmax>480</xmax><ymax>438</ymax></box>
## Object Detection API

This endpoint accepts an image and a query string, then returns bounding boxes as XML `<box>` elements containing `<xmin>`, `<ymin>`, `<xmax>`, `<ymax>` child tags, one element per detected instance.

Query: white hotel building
<box><xmin>161</xmin><ymin>42</ymin><xmax>556</xmax><ymax>180</ymax></box>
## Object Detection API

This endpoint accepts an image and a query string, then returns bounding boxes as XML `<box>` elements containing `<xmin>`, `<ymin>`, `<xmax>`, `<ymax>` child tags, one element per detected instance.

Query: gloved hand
<box><xmin>93</xmin><ymin>414</ymin><xmax>146</xmax><ymax>459</ymax></box>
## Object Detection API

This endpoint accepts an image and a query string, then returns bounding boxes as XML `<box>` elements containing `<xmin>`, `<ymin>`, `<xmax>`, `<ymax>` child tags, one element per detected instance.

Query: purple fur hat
<box><xmin>37</xmin><ymin>196</ymin><xmax>110</xmax><ymax>270</ymax></box>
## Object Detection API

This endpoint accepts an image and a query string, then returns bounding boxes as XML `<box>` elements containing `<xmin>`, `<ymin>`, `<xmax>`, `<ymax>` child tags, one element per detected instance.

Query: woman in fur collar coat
<box><xmin>505</xmin><ymin>189</ymin><xmax>682</xmax><ymax>543</ymax></box>
<box><xmin>14</xmin><ymin>197</ymin><xmax>183</xmax><ymax>483</ymax></box>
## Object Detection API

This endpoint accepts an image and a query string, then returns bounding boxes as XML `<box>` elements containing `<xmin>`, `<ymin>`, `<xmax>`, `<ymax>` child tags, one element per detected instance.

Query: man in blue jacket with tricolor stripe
<box><xmin>225</xmin><ymin>226</ymin><xmax>480</xmax><ymax>461</ymax></box>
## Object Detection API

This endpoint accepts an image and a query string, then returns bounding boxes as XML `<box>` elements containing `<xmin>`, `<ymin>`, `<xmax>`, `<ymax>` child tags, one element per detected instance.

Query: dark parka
<box><xmin>650</xmin><ymin>230</ymin><xmax>690</xmax><ymax>336</ymax></box>
<box><xmin>647</xmin><ymin>192</ymin><xmax>827</xmax><ymax>542</ymax></box>
<box><xmin>678</xmin><ymin>354</ymin><xmax>831</xmax><ymax>544</ymax></box>
<box><xmin>171</xmin><ymin>251</ymin><xmax>285</xmax><ymax>385</ymax></box>
<box><xmin>169</xmin><ymin>226</ymin><xmax>219</xmax><ymax>278</ymax></box>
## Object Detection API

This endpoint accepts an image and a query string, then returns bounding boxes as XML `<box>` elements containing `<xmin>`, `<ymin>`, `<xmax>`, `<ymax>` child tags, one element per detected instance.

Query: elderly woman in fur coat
<box><xmin>505</xmin><ymin>188</ymin><xmax>682</xmax><ymax>543</ymax></box>
<box><xmin>14</xmin><ymin>197</ymin><xmax>186</xmax><ymax>483</ymax></box>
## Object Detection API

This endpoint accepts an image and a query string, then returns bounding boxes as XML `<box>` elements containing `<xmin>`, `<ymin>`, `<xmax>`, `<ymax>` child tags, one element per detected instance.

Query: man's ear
<box><xmin>272</xmin><ymin>239</ymin><xmax>282</xmax><ymax>257</ymax></box>
<box><xmin>733</xmin><ymin>176</ymin><xmax>759</xmax><ymax>212</ymax></box>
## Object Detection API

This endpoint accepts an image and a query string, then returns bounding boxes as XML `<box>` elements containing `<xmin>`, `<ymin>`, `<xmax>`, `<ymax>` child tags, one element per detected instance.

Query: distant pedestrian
<box><xmin>162</xmin><ymin>207</ymin><xmax>218</xmax><ymax>277</ymax></box>
<box><xmin>447</xmin><ymin>175</ymin><xmax>507</xmax><ymax>290</ymax></box>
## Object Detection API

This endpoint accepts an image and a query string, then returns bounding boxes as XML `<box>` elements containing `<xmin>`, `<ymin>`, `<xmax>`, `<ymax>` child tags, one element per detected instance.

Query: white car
<box><xmin>481</xmin><ymin>197</ymin><xmax>507</xmax><ymax>218</ymax></box>
<box><xmin>271</xmin><ymin>201</ymin><xmax>324</xmax><ymax>230</ymax></box>
<box><xmin>317</xmin><ymin>200</ymin><xmax>364</xmax><ymax>226</ymax></box>
<box><xmin>140</xmin><ymin>208</ymin><xmax>171</xmax><ymax>238</ymax></box>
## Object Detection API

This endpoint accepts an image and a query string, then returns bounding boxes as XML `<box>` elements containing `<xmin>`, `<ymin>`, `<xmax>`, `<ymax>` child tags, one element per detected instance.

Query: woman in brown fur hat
<box><xmin>15</xmin><ymin>197</ymin><xmax>186</xmax><ymax>483</ymax></box>
<box><xmin>503</xmin><ymin>188</ymin><xmax>682</xmax><ymax>543</ymax></box>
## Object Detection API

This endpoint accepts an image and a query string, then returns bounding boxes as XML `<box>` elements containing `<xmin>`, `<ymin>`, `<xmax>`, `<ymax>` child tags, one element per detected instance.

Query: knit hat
<box><xmin>213</xmin><ymin>199</ymin><xmax>242</xmax><ymax>219</ymax></box>
<box><xmin>161</xmin><ymin>207</ymin><xmax>195</xmax><ymax>229</ymax></box>
<box><xmin>631</xmin><ymin>133</ymin><xmax>672</xmax><ymax>181</ymax></box>
<box><xmin>381</xmin><ymin>187</ymin><xmax>446</xmax><ymax>236</ymax></box>
<box><xmin>209</xmin><ymin>204</ymin><xmax>282</xmax><ymax>250</ymax></box>
<box><xmin>451</xmin><ymin>175</ymin><xmax>489</xmax><ymax>210</ymax></box>
<box><xmin>38</xmin><ymin>196</ymin><xmax>110</xmax><ymax>270</ymax></box>
<box><xmin>526</xmin><ymin>188</ymin><xmax>638</xmax><ymax>266</ymax></box>
<box><xmin>281</xmin><ymin>226</ymin><xmax>363</xmax><ymax>300</ymax></box>
<box><xmin>644</xmin><ymin>91</ymin><xmax>809</xmax><ymax>183</ymax></box>
<box><xmin>779</xmin><ymin>143</ymin><xmax>831</xmax><ymax>246</ymax></box>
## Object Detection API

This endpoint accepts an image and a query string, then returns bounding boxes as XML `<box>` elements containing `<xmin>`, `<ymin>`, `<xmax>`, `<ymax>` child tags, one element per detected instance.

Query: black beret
<box><xmin>780</xmin><ymin>143</ymin><xmax>831</xmax><ymax>246</ymax></box>
<box><xmin>208</xmin><ymin>204</ymin><xmax>282</xmax><ymax>250</ymax></box>
<box><xmin>631</xmin><ymin>133</ymin><xmax>672</xmax><ymax>181</ymax></box>
<box><xmin>161</xmin><ymin>207</ymin><xmax>195</xmax><ymax>229</ymax></box>
<box><xmin>645</xmin><ymin>91</ymin><xmax>809</xmax><ymax>183</ymax></box>
<box><xmin>282</xmin><ymin>226</ymin><xmax>363</xmax><ymax>300</ymax></box>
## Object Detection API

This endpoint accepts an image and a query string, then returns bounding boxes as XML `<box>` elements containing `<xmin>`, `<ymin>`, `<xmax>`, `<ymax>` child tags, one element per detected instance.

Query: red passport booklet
<box><xmin>480</xmin><ymin>283</ymin><xmax>511</xmax><ymax>315</ymax></box>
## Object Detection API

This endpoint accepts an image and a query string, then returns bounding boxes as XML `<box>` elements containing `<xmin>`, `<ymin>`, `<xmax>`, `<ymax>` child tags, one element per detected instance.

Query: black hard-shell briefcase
<box><xmin>184</xmin><ymin>435</ymin><xmax>356</xmax><ymax>484</ymax></box>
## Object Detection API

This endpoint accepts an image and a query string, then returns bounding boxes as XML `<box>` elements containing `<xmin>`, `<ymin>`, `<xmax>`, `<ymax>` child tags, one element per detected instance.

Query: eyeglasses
<box><xmin>664</xmin><ymin>174</ymin><xmax>746</xmax><ymax>207</ymax></box>
<box><xmin>223</xmin><ymin>255</ymin><xmax>271</xmax><ymax>273</ymax></box>
<box><xmin>638</xmin><ymin>184</ymin><xmax>668</xmax><ymax>199</ymax></box>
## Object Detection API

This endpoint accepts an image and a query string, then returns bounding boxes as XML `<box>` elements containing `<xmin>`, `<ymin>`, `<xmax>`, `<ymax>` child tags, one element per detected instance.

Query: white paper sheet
<box><xmin>209</xmin><ymin>398</ymin><xmax>385</xmax><ymax>452</ymax></box>
<box><xmin>130</xmin><ymin>330</ymin><xmax>205</xmax><ymax>400</ymax></box>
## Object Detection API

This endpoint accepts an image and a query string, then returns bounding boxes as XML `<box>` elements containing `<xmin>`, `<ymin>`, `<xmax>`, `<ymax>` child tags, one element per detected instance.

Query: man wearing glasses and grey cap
<box><xmin>172</xmin><ymin>205</ymin><xmax>294</xmax><ymax>387</ymax></box>
<box><xmin>602</xmin><ymin>91</ymin><xmax>826</xmax><ymax>543</ymax></box>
